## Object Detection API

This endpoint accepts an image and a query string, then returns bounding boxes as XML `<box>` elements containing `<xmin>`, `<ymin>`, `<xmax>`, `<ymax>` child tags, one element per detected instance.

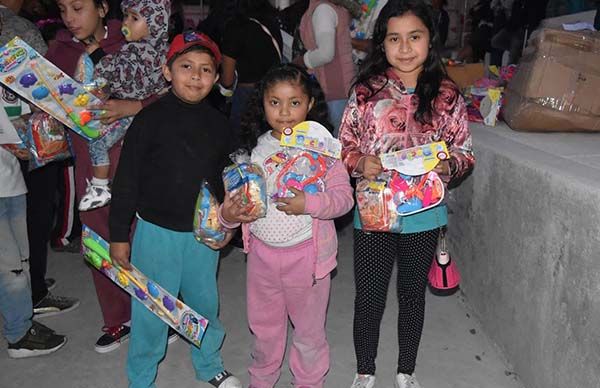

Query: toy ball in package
<box><xmin>193</xmin><ymin>181</ymin><xmax>226</xmax><ymax>244</ymax></box>
<box><xmin>357</xmin><ymin>142</ymin><xmax>448</xmax><ymax>233</ymax></box>
<box><xmin>222</xmin><ymin>150</ymin><xmax>267</xmax><ymax>219</ymax></box>
<box><xmin>273</xmin><ymin>120</ymin><xmax>341</xmax><ymax>201</ymax></box>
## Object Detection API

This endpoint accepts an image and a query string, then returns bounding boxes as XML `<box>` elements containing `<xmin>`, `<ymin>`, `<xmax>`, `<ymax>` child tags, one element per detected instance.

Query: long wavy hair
<box><xmin>354</xmin><ymin>0</ymin><xmax>448</xmax><ymax>124</ymax></box>
<box><xmin>240</xmin><ymin>63</ymin><xmax>331</xmax><ymax>152</ymax></box>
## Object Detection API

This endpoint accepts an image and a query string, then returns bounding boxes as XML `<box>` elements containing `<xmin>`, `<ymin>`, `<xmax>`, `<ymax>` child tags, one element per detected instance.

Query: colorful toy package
<box><xmin>193</xmin><ymin>180</ymin><xmax>226</xmax><ymax>244</ymax></box>
<box><xmin>2</xmin><ymin>112</ymin><xmax>71</xmax><ymax>170</ymax></box>
<box><xmin>0</xmin><ymin>36</ymin><xmax>106</xmax><ymax>141</ymax></box>
<box><xmin>81</xmin><ymin>225</ymin><xmax>209</xmax><ymax>347</ymax></box>
<box><xmin>222</xmin><ymin>150</ymin><xmax>267</xmax><ymax>219</ymax></box>
<box><xmin>357</xmin><ymin>142</ymin><xmax>448</xmax><ymax>233</ymax></box>
<box><xmin>273</xmin><ymin>121</ymin><xmax>340</xmax><ymax>201</ymax></box>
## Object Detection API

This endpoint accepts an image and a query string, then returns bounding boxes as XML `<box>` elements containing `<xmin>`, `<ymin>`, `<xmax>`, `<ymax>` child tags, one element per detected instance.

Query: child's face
<box><xmin>122</xmin><ymin>8</ymin><xmax>149</xmax><ymax>42</ymax></box>
<box><xmin>57</xmin><ymin>0</ymin><xmax>107</xmax><ymax>42</ymax></box>
<box><xmin>383</xmin><ymin>12</ymin><xmax>430</xmax><ymax>88</ymax></box>
<box><xmin>162</xmin><ymin>50</ymin><xmax>219</xmax><ymax>104</ymax></box>
<box><xmin>263</xmin><ymin>81</ymin><xmax>314</xmax><ymax>139</ymax></box>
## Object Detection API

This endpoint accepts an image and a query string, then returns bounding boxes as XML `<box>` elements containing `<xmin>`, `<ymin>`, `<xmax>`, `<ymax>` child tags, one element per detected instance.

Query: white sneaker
<box><xmin>208</xmin><ymin>370</ymin><xmax>242</xmax><ymax>388</ymax></box>
<box><xmin>79</xmin><ymin>179</ymin><xmax>111</xmax><ymax>211</ymax></box>
<box><xmin>396</xmin><ymin>373</ymin><xmax>422</xmax><ymax>388</ymax></box>
<box><xmin>351</xmin><ymin>374</ymin><xmax>376</xmax><ymax>388</ymax></box>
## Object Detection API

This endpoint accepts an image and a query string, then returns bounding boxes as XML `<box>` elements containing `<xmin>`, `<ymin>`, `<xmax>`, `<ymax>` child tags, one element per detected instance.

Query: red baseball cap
<box><xmin>167</xmin><ymin>31</ymin><xmax>222</xmax><ymax>65</ymax></box>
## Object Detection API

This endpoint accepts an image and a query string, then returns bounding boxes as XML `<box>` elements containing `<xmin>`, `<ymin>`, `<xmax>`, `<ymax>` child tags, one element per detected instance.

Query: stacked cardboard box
<box><xmin>503</xmin><ymin>28</ymin><xmax>600</xmax><ymax>132</ymax></box>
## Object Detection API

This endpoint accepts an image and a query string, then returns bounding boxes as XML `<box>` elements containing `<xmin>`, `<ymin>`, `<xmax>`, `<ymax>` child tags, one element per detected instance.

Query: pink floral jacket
<box><xmin>339</xmin><ymin>68</ymin><xmax>474</xmax><ymax>185</ymax></box>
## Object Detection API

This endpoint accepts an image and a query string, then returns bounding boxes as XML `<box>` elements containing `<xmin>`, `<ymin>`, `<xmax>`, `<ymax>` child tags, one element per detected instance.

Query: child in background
<box><xmin>338</xmin><ymin>1</ymin><xmax>475</xmax><ymax>387</ymax></box>
<box><xmin>220</xmin><ymin>64</ymin><xmax>354</xmax><ymax>388</ymax></box>
<box><xmin>108</xmin><ymin>32</ymin><xmax>242</xmax><ymax>388</ymax></box>
<box><xmin>0</xmin><ymin>123</ymin><xmax>67</xmax><ymax>359</ymax></box>
<box><xmin>78</xmin><ymin>0</ymin><xmax>170</xmax><ymax>211</ymax></box>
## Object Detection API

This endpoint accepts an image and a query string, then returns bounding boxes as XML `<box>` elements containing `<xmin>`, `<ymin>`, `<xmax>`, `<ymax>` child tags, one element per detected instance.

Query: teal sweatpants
<box><xmin>127</xmin><ymin>218</ymin><xmax>225</xmax><ymax>388</ymax></box>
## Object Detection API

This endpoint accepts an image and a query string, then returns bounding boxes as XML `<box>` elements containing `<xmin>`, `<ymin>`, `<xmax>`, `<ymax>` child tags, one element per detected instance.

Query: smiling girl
<box><xmin>339</xmin><ymin>1</ymin><xmax>475</xmax><ymax>387</ymax></box>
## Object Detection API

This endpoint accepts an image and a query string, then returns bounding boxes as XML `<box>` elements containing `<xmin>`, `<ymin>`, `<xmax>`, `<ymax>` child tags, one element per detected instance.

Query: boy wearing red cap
<box><xmin>109</xmin><ymin>32</ymin><xmax>242</xmax><ymax>388</ymax></box>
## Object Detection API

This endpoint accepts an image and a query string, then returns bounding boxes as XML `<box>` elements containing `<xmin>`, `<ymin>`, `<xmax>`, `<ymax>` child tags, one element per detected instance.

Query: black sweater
<box><xmin>109</xmin><ymin>91</ymin><xmax>236</xmax><ymax>242</ymax></box>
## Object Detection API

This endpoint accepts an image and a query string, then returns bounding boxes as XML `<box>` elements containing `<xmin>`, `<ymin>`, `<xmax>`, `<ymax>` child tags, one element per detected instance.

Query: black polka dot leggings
<box><xmin>353</xmin><ymin>228</ymin><xmax>440</xmax><ymax>375</ymax></box>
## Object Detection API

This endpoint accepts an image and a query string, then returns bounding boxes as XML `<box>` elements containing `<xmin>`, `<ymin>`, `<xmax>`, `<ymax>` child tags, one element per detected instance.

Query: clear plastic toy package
<box><xmin>357</xmin><ymin>142</ymin><xmax>448</xmax><ymax>233</ymax></box>
<box><xmin>222</xmin><ymin>150</ymin><xmax>268</xmax><ymax>219</ymax></box>
<box><xmin>2</xmin><ymin>111</ymin><xmax>71</xmax><ymax>170</ymax></box>
<box><xmin>272</xmin><ymin>120</ymin><xmax>341</xmax><ymax>201</ymax></box>
<box><xmin>193</xmin><ymin>180</ymin><xmax>226</xmax><ymax>244</ymax></box>
<box><xmin>356</xmin><ymin>170</ymin><xmax>445</xmax><ymax>233</ymax></box>
<box><xmin>271</xmin><ymin>149</ymin><xmax>335</xmax><ymax>201</ymax></box>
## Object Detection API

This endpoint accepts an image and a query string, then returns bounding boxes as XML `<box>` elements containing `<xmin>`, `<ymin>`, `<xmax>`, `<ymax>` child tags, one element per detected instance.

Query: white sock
<box><xmin>91</xmin><ymin>177</ymin><xmax>109</xmax><ymax>186</ymax></box>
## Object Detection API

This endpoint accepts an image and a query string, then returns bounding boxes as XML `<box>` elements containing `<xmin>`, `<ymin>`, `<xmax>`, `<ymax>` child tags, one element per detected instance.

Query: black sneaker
<box><xmin>167</xmin><ymin>327</ymin><xmax>179</xmax><ymax>344</ymax></box>
<box><xmin>51</xmin><ymin>237</ymin><xmax>81</xmax><ymax>253</ymax></box>
<box><xmin>7</xmin><ymin>321</ymin><xmax>67</xmax><ymax>358</ymax></box>
<box><xmin>94</xmin><ymin>325</ymin><xmax>130</xmax><ymax>354</ymax></box>
<box><xmin>33</xmin><ymin>292</ymin><xmax>80</xmax><ymax>318</ymax></box>
<box><xmin>44</xmin><ymin>278</ymin><xmax>56</xmax><ymax>291</ymax></box>
<box><xmin>208</xmin><ymin>370</ymin><xmax>242</xmax><ymax>388</ymax></box>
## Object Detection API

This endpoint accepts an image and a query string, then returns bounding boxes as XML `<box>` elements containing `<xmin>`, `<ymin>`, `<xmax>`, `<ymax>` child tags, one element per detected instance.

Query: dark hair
<box><xmin>237</xmin><ymin>0</ymin><xmax>277</xmax><ymax>19</ymax></box>
<box><xmin>240</xmin><ymin>63</ymin><xmax>331</xmax><ymax>152</ymax></box>
<box><xmin>354</xmin><ymin>0</ymin><xmax>448</xmax><ymax>124</ymax></box>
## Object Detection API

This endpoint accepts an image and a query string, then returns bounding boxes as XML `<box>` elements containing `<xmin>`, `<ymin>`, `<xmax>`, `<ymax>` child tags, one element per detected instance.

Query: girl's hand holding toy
<box><xmin>92</xmin><ymin>99</ymin><xmax>143</xmax><ymax>125</ymax></box>
<box><xmin>110</xmin><ymin>241</ymin><xmax>132</xmax><ymax>271</ymax></box>
<box><xmin>357</xmin><ymin>155</ymin><xmax>383</xmax><ymax>180</ymax></box>
<box><xmin>433</xmin><ymin>159</ymin><xmax>452</xmax><ymax>176</ymax></box>
<box><xmin>276</xmin><ymin>187</ymin><xmax>306</xmax><ymax>216</ymax></box>
<box><xmin>221</xmin><ymin>191</ymin><xmax>261</xmax><ymax>224</ymax></box>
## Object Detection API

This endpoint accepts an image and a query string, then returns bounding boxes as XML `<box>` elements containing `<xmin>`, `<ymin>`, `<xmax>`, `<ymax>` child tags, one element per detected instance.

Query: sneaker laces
<box><xmin>102</xmin><ymin>325</ymin><xmax>126</xmax><ymax>339</ymax></box>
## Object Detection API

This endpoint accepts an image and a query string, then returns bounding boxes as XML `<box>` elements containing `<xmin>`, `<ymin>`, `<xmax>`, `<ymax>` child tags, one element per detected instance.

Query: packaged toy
<box><xmin>222</xmin><ymin>150</ymin><xmax>268</xmax><ymax>219</ymax></box>
<box><xmin>193</xmin><ymin>180</ymin><xmax>226</xmax><ymax>244</ymax></box>
<box><xmin>272</xmin><ymin>121</ymin><xmax>340</xmax><ymax>201</ymax></box>
<box><xmin>0</xmin><ymin>36</ymin><xmax>105</xmax><ymax>140</ymax></box>
<box><xmin>2</xmin><ymin>112</ymin><xmax>71</xmax><ymax>170</ymax></box>
<box><xmin>26</xmin><ymin>111</ymin><xmax>71</xmax><ymax>169</ymax></box>
<box><xmin>357</xmin><ymin>142</ymin><xmax>448</xmax><ymax>233</ymax></box>
<box><xmin>356</xmin><ymin>170</ymin><xmax>445</xmax><ymax>232</ymax></box>
<box><xmin>82</xmin><ymin>225</ymin><xmax>209</xmax><ymax>347</ymax></box>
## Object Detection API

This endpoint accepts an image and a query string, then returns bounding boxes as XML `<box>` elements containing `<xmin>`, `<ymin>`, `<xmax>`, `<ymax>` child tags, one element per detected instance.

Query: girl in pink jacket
<box><xmin>220</xmin><ymin>64</ymin><xmax>354</xmax><ymax>388</ymax></box>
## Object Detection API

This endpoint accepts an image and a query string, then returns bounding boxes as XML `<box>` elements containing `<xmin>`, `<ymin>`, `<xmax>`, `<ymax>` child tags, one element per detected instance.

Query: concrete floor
<box><xmin>1</xmin><ymin>225</ymin><xmax>526</xmax><ymax>388</ymax></box>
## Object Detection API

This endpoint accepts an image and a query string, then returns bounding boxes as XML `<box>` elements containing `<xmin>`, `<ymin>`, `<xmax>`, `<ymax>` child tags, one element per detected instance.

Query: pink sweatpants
<box><xmin>247</xmin><ymin>237</ymin><xmax>331</xmax><ymax>388</ymax></box>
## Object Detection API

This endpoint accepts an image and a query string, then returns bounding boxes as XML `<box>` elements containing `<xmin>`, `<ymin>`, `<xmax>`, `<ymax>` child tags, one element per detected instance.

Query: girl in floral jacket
<box><xmin>339</xmin><ymin>1</ymin><xmax>474</xmax><ymax>387</ymax></box>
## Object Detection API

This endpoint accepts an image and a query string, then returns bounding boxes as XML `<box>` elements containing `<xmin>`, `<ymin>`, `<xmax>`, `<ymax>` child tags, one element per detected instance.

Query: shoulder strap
<box><xmin>249</xmin><ymin>17</ymin><xmax>282</xmax><ymax>60</ymax></box>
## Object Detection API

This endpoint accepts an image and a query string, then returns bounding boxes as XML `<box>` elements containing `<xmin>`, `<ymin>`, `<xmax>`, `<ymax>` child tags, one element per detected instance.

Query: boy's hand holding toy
<box><xmin>357</xmin><ymin>155</ymin><xmax>383</xmax><ymax>180</ymax></box>
<box><xmin>110</xmin><ymin>241</ymin><xmax>132</xmax><ymax>270</ymax></box>
<box><xmin>204</xmin><ymin>229</ymin><xmax>234</xmax><ymax>250</ymax></box>
<box><xmin>276</xmin><ymin>187</ymin><xmax>306</xmax><ymax>216</ymax></box>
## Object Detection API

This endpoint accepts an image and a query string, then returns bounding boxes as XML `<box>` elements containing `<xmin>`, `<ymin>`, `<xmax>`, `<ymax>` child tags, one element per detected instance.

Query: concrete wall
<box><xmin>447</xmin><ymin>123</ymin><xmax>600</xmax><ymax>388</ymax></box>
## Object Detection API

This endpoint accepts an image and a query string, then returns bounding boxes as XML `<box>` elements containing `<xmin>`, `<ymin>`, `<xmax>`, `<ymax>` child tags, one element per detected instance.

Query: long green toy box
<box><xmin>81</xmin><ymin>225</ymin><xmax>209</xmax><ymax>347</ymax></box>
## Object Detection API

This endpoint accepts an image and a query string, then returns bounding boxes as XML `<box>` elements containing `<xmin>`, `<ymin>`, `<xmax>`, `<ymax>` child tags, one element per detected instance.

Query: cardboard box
<box><xmin>446</xmin><ymin>63</ymin><xmax>485</xmax><ymax>90</ymax></box>
<box><xmin>503</xmin><ymin>28</ymin><xmax>600</xmax><ymax>132</ymax></box>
